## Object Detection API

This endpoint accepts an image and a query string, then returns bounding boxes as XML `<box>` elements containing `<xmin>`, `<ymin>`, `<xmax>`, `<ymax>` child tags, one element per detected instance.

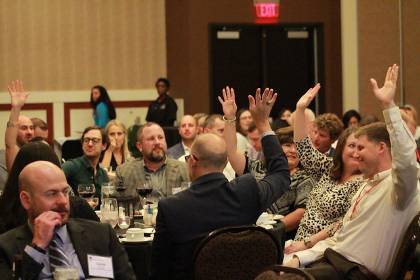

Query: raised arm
<box><xmin>293</xmin><ymin>84</ymin><xmax>320</xmax><ymax>142</ymax></box>
<box><xmin>371</xmin><ymin>64</ymin><xmax>418</xmax><ymax>209</ymax></box>
<box><xmin>218</xmin><ymin>86</ymin><xmax>246</xmax><ymax>175</ymax></box>
<box><xmin>5</xmin><ymin>80</ymin><xmax>30</xmax><ymax>171</ymax></box>
<box><xmin>248</xmin><ymin>89</ymin><xmax>290</xmax><ymax>210</ymax></box>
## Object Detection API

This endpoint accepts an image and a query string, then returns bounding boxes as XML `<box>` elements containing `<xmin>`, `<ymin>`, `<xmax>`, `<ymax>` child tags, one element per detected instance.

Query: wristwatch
<box><xmin>30</xmin><ymin>243</ymin><xmax>47</xmax><ymax>254</ymax></box>
<box><xmin>303</xmin><ymin>237</ymin><xmax>312</xmax><ymax>248</ymax></box>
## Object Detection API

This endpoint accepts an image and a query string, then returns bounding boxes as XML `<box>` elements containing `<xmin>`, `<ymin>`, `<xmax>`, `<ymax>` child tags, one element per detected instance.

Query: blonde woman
<box><xmin>101</xmin><ymin>120</ymin><xmax>131</xmax><ymax>171</ymax></box>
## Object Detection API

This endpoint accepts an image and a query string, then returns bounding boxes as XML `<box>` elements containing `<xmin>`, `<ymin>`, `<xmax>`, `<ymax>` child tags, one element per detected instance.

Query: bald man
<box><xmin>0</xmin><ymin>161</ymin><xmax>135</xmax><ymax>279</ymax></box>
<box><xmin>151</xmin><ymin>88</ymin><xmax>291</xmax><ymax>280</ymax></box>
<box><xmin>4</xmin><ymin>81</ymin><xmax>34</xmax><ymax>171</ymax></box>
<box><xmin>167</xmin><ymin>115</ymin><xmax>198</xmax><ymax>159</ymax></box>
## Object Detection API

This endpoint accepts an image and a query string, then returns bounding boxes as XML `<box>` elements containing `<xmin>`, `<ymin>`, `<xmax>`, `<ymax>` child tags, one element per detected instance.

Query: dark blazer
<box><xmin>0</xmin><ymin>218</ymin><xmax>135</xmax><ymax>280</ymax></box>
<box><xmin>151</xmin><ymin>135</ymin><xmax>290</xmax><ymax>280</ymax></box>
<box><xmin>166</xmin><ymin>142</ymin><xmax>185</xmax><ymax>160</ymax></box>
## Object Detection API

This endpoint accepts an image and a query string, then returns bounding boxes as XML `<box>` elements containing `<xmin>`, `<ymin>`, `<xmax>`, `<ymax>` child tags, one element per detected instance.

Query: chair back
<box><xmin>387</xmin><ymin>212</ymin><xmax>420</xmax><ymax>280</ymax></box>
<box><xmin>193</xmin><ymin>225</ymin><xmax>280</xmax><ymax>280</ymax></box>
<box><xmin>255</xmin><ymin>265</ymin><xmax>315</xmax><ymax>280</ymax></box>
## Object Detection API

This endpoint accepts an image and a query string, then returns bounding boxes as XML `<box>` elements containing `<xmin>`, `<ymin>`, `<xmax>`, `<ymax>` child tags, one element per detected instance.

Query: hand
<box><xmin>7</xmin><ymin>80</ymin><xmax>30</xmax><ymax>108</ymax></box>
<box><xmin>296</xmin><ymin>83</ymin><xmax>321</xmax><ymax>110</ymax></box>
<box><xmin>248</xmin><ymin>88</ymin><xmax>277</xmax><ymax>128</ymax></box>
<box><xmin>32</xmin><ymin>211</ymin><xmax>63</xmax><ymax>249</ymax></box>
<box><xmin>108</xmin><ymin>137</ymin><xmax>117</xmax><ymax>152</ymax></box>
<box><xmin>284</xmin><ymin>241</ymin><xmax>307</xmax><ymax>254</ymax></box>
<box><xmin>284</xmin><ymin>256</ymin><xmax>300</xmax><ymax>268</ymax></box>
<box><xmin>218</xmin><ymin>86</ymin><xmax>237</xmax><ymax>119</ymax></box>
<box><xmin>370</xmin><ymin>64</ymin><xmax>398</xmax><ymax>109</ymax></box>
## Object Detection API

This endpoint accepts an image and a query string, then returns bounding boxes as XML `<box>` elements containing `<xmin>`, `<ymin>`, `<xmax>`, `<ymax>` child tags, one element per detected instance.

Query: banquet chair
<box><xmin>386</xmin><ymin>212</ymin><xmax>420</xmax><ymax>280</ymax></box>
<box><xmin>193</xmin><ymin>225</ymin><xmax>281</xmax><ymax>280</ymax></box>
<box><xmin>255</xmin><ymin>265</ymin><xmax>315</xmax><ymax>280</ymax></box>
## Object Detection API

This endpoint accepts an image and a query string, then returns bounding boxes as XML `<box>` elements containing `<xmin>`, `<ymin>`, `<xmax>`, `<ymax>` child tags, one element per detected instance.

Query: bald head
<box><xmin>191</xmin><ymin>133</ymin><xmax>227</xmax><ymax>170</ymax></box>
<box><xmin>17</xmin><ymin>115</ymin><xmax>34</xmax><ymax>146</ymax></box>
<box><xmin>19</xmin><ymin>161</ymin><xmax>66</xmax><ymax>192</ymax></box>
<box><xmin>19</xmin><ymin>161</ymin><xmax>70</xmax><ymax>223</ymax></box>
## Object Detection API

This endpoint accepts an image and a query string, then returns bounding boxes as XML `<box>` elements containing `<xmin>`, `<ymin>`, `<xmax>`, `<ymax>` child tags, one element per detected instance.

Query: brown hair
<box><xmin>330</xmin><ymin>127</ymin><xmax>359</xmax><ymax>180</ymax></box>
<box><xmin>354</xmin><ymin>122</ymin><xmax>390</xmax><ymax>148</ymax></box>
<box><xmin>136</xmin><ymin>122</ymin><xmax>162</xmax><ymax>142</ymax></box>
<box><xmin>203</xmin><ymin>114</ymin><xmax>223</xmax><ymax>129</ymax></box>
<box><xmin>314</xmin><ymin>113</ymin><xmax>344</xmax><ymax>142</ymax></box>
<box><xmin>81</xmin><ymin>126</ymin><xmax>107</xmax><ymax>145</ymax></box>
<box><xmin>275</xmin><ymin>126</ymin><xmax>294</xmax><ymax>145</ymax></box>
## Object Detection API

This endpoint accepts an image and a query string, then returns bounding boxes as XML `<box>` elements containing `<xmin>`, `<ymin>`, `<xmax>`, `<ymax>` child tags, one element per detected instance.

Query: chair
<box><xmin>193</xmin><ymin>225</ymin><xmax>281</xmax><ymax>280</ymax></box>
<box><xmin>255</xmin><ymin>265</ymin><xmax>315</xmax><ymax>280</ymax></box>
<box><xmin>386</xmin><ymin>212</ymin><xmax>420</xmax><ymax>280</ymax></box>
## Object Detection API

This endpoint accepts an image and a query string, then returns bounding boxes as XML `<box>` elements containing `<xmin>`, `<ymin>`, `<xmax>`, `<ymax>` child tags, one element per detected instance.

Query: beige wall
<box><xmin>0</xmin><ymin>0</ymin><xmax>166</xmax><ymax>90</ymax></box>
<box><xmin>357</xmin><ymin>0</ymin><xmax>419</xmax><ymax>119</ymax></box>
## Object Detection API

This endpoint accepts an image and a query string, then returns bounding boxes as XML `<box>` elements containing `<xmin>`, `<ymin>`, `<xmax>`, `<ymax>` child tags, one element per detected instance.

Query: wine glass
<box><xmin>100</xmin><ymin>198</ymin><xmax>118</xmax><ymax>228</ymax></box>
<box><xmin>78</xmin><ymin>184</ymin><xmax>95</xmax><ymax>198</ymax></box>
<box><xmin>101</xmin><ymin>182</ymin><xmax>115</xmax><ymax>201</ymax></box>
<box><xmin>136</xmin><ymin>182</ymin><xmax>153</xmax><ymax>206</ymax></box>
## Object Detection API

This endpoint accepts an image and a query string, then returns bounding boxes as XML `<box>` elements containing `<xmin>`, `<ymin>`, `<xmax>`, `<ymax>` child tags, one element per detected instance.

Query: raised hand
<box><xmin>370</xmin><ymin>64</ymin><xmax>398</xmax><ymax>109</ymax></box>
<box><xmin>296</xmin><ymin>83</ymin><xmax>320</xmax><ymax>110</ymax></box>
<box><xmin>218</xmin><ymin>86</ymin><xmax>237</xmax><ymax>119</ymax></box>
<box><xmin>248</xmin><ymin>88</ymin><xmax>277</xmax><ymax>130</ymax></box>
<box><xmin>7</xmin><ymin>80</ymin><xmax>29</xmax><ymax>108</ymax></box>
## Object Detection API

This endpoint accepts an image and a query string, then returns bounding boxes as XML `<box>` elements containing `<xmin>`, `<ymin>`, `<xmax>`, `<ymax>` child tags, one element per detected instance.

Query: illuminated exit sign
<box><xmin>253</xmin><ymin>0</ymin><xmax>280</xmax><ymax>23</ymax></box>
<box><xmin>255</xmin><ymin>3</ymin><xmax>279</xmax><ymax>18</ymax></box>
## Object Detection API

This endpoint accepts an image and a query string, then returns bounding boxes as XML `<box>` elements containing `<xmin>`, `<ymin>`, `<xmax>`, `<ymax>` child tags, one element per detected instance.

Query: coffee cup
<box><xmin>126</xmin><ymin>228</ymin><xmax>144</xmax><ymax>241</ymax></box>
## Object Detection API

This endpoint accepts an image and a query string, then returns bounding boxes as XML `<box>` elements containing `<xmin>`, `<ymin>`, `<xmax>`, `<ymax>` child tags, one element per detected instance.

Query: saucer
<box><xmin>120</xmin><ymin>236</ymin><xmax>153</xmax><ymax>243</ymax></box>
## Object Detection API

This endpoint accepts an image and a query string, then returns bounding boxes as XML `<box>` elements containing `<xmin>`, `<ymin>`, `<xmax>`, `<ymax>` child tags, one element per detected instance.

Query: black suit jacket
<box><xmin>151</xmin><ymin>134</ymin><xmax>290</xmax><ymax>280</ymax></box>
<box><xmin>0</xmin><ymin>218</ymin><xmax>135</xmax><ymax>280</ymax></box>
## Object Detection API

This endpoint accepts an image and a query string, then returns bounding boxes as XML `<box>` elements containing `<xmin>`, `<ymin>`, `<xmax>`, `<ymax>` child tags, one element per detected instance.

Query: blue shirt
<box><xmin>24</xmin><ymin>224</ymin><xmax>85</xmax><ymax>279</ymax></box>
<box><xmin>94</xmin><ymin>102</ymin><xmax>110</xmax><ymax>128</ymax></box>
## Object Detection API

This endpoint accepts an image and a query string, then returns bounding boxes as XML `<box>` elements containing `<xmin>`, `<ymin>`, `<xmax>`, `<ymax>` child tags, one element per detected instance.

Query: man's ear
<box><xmin>20</xmin><ymin>190</ymin><xmax>31</xmax><ymax>211</ymax></box>
<box><xmin>136</xmin><ymin>141</ymin><xmax>142</xmax><ymax>152</ymax></box>
<box><xmin>377</xmin><ymin>141</ymin><xmax>388</xmax><ymax>155</ymax></box>
<box><xmin>101</xmin><ymin>142</ymin><xmax>107</xmax><ymax>152</ymax></box>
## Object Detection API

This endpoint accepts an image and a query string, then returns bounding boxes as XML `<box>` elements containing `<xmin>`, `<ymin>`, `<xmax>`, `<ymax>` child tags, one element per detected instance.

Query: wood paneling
<box><xmin>0</xmin><ymin>0</ymin><xmax>166</xmax><ymax>91</ymax></box>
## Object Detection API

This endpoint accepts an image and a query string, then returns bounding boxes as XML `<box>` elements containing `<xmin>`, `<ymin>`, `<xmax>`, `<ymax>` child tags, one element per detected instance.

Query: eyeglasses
<box><xmin>82</xmin><ymin>137</ymin><xmax>102</xmax><ymax>144</ymax></box>
<box><xmin>184</xmin><ymin>154</ymin><xmax>198</xmax><ymax>162</ymax></box>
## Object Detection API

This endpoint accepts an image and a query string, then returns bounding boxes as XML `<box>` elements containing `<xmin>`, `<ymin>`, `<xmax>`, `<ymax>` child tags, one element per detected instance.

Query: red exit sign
<box><xmin>255</xmin><ymin>3</ymin><xmax>279</xmax><ymax>19</ymax></box>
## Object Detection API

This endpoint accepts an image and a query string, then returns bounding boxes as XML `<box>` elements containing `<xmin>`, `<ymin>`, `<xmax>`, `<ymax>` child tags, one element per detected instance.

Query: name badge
<box><xmin>87</xmin><ymin>254</ymin><xmax>114</xmax><ymax>279</ymax></box>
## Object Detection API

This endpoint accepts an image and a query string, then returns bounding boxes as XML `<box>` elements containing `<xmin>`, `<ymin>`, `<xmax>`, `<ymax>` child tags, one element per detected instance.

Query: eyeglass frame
<box><xmin>82</xmin><ymin>137</ymin><xmax>102</xmax><ymax>145</ymax></box>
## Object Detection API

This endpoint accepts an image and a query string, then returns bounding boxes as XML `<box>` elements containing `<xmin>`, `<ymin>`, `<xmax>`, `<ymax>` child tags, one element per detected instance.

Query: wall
<box><xmin>358</xmin><ymin>0</ymin><xmax>420</xmax><ymax>119</ymax></box>
<box><xmin>166</xmin><ymin>0</ymin><xmax>342</xmax><ymax>115</ymax></box>
<box><xmin>0</xmin><ymin>0</ymin><xmax>166</xmax><ymax>90</ymax></box>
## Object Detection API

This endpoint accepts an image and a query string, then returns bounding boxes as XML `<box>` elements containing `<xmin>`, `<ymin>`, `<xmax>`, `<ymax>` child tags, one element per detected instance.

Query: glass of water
<box><xmin>100</xmin><ymin>198</ymin><xmax>118</xmax><ymax>228</ymax></box>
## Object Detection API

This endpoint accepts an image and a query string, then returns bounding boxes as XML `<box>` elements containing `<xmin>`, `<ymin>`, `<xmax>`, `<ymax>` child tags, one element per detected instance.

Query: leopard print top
<box><xmin>294</xmin><ymin>137</ymin><xmax>364</xmax><ymax>241</ymax></box>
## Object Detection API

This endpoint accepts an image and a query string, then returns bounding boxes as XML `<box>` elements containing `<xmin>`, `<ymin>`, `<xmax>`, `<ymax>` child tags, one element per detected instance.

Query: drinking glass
<box><xmin>136</xmin><ymin>182</ymin><xmax>153</xmax><ymax>206</ymax></box>
<box><xmin>118</xmin><ymin>216</ymin><xmax>131</xmax><ymax>230</ymax></box>
<box><xmin>101</xmin><ymin>182</ymin><xmax>115</xmax><ymax>201</ymax></box>
<box><xmin>100</xmin><ymin>198</ymin><xmax>118</xmax><ymax>228</ymax></box>
<box><xmin>78</xmin><ymin>184</ymin><xmax>95</xmax><ymax>199</ymax></box>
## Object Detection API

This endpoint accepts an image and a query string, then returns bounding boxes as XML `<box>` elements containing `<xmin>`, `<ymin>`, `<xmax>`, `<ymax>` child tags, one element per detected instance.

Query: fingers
<box><xmin>391</xmin><ymin>64</ymin><xmax>399</xmax><ymax>84</ymax></box>
<box><xmin>369</xmin><ymin>78</ymin><xmax>379</xmax><ymax>92</ymax></box>
<box><xmin>248</xmin><ymin>95</ymin><xmax>256</xmax><ymax>109</ymax></box>
<box><xmin>217</xmin><ymin>95</ymin><xmax>224</xmax><ymax>105</ymax></box>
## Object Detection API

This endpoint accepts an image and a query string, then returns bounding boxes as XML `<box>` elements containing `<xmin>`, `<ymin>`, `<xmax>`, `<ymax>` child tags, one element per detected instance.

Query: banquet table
<box><xmin>120</xmin><ymin>221</ymin><xmax>286</xmax><ymax>280</ymax></box>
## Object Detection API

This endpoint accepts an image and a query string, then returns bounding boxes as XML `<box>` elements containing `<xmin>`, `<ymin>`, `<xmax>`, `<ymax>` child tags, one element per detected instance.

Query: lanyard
<box><xmin>350</xmin><ymin>179</ymin><xmax>381</xmax><ymax>220</ymax></box>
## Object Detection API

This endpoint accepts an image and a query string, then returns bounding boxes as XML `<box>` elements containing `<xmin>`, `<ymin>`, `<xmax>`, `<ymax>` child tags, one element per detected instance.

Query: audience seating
<box><xmin>387</xmin><ymin>212</ymin><xmax>420</xmax><ymax>280</ymax></box>
<box><xmin>193</xmin><ymin>225</ymin><xmax>281</xmax><ymax>280</ymax></box>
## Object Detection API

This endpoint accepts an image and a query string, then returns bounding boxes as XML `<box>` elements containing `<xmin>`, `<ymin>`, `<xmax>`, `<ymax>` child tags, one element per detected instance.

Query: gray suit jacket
<box><xmin>0</xmin><ymin>219</ymin><xmax>135</xmax><ymax>280</ymax></box>
<box><xmin>114</xmin><ymin>157</ymin><xmax>189</xmax><ymax>198</ymax></box>
<box><xmin>167</xmin><ymin>142</ymin><xmax>185</xmax><ymax>159</ymax></box>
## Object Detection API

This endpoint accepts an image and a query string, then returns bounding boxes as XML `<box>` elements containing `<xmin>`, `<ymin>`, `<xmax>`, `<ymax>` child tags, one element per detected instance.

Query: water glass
<box><xmin>101</xmin><ymin>182</ymin><xmax>115</xmax><ymax>201</ymax></box>
<box><xmin>100</xmin><ymin>198</ymin><xmax>118</xmax><ymax>228</ymax></box>
<box><xmin>118</xmin><ymin>216</ymin><xmax>131</xmax><ymax>230</ymax></box>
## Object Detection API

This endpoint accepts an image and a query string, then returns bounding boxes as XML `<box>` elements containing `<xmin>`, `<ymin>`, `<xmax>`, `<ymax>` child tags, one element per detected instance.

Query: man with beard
<box><xmin>167</xmin><ymin>115</ymin><xmax>198</xmax><ymax>159</ymax></box>
<box><xmin>115</xmin><ymin>122</ymin><xmax>189</xmax><ymax>198</ymax></box>
<box><xmin>0</xmin><ymin>161</ymin><xmax>135</xmax><ymax>279</ymax></box>
<box><xmin>4</xmin><ymin>80</ymin><xmax>35</xmax><ymax>171</ymax></box>
<box><xmin>62</xmin><ymin>126</ymin><xmax>109</xmax><ymax>197</ymax></box>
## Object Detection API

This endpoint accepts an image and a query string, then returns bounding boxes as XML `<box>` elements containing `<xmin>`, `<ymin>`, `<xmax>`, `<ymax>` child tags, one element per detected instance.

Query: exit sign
<box><xmin>254</xmin><ymin>2</ymin><xmax>280</xmax><ymax>23</ymax></box>
<box><xmin>255</xmin><ymin>3</ymin><xmax>279</xmax><ymax>18</ymax></box>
